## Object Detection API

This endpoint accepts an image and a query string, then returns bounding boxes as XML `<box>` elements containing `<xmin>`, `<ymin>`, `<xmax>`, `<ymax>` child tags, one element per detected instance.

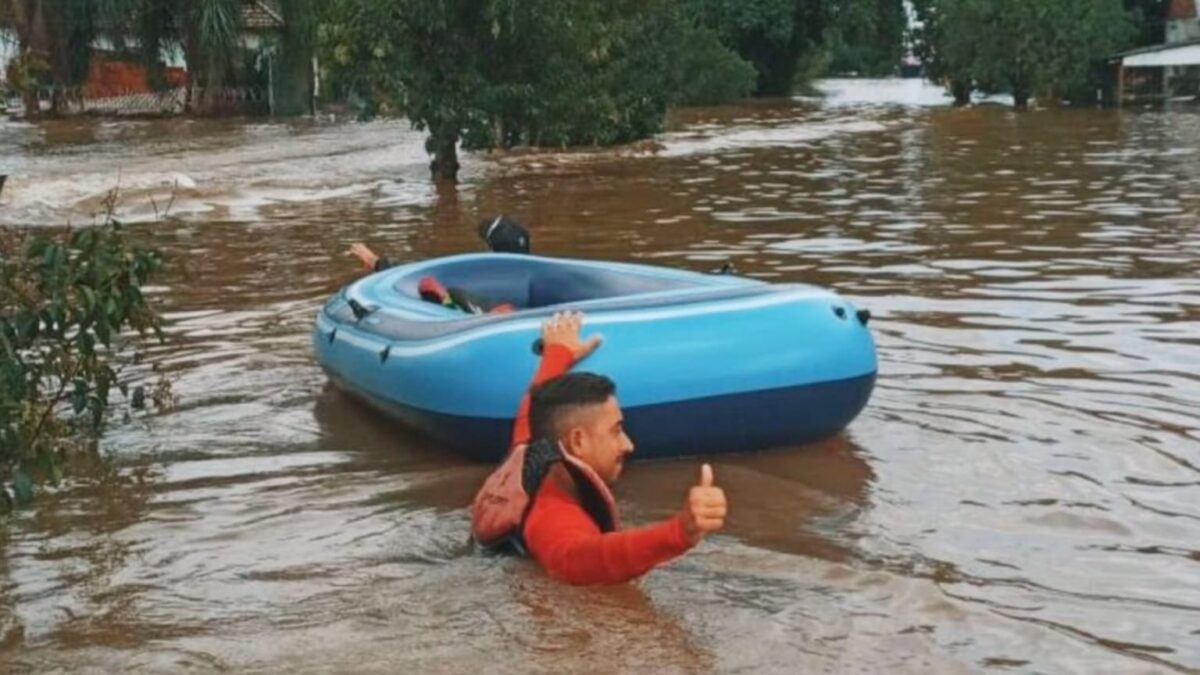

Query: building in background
<box><xmin>1114</xmin><ymin>0</ymin><xmax>1200</xmax><ymax>104</ymax></box>
<box><xmin>1</xmin><ymin>1</ymin><xmax>313</xmax><ymax>118</ymax></box>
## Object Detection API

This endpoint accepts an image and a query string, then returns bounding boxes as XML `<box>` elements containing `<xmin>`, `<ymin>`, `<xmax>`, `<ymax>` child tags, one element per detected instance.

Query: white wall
<box><xmin>0</xmin><ymin>29</ymin><xmax>16</xmax><ymax>84</ymax></box>
<box><xmin>1167</xmin><ymin>18</ymin><xmax>1200</xmax><ymax>44</ymax></box>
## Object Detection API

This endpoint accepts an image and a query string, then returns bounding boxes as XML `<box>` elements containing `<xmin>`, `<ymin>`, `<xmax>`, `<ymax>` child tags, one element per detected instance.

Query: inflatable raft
<box><xmin>314</xmin><ymin>254</ymin><xmax>876</xmax><ymax>461</ymax></box>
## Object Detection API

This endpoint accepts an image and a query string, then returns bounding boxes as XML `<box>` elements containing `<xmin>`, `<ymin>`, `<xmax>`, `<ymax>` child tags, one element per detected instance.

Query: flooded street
<box><xmin>2</xmin><ymin>79</ymin><xmax>1199</xmax><ymax>672</ymax></box>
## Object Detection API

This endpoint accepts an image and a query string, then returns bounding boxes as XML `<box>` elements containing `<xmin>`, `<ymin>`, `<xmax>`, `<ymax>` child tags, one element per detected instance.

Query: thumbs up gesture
<box><xmin>681</xmin><ymin>463</ymin><xmax>727</xmax><ymax>545</ymax></box>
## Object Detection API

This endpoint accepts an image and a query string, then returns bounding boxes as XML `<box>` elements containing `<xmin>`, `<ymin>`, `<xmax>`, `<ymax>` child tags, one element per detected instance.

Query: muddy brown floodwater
<box><xmin>1</xmin><ymin>79</ymin><xmax>1199</xmax><ymax>673</ymax></box>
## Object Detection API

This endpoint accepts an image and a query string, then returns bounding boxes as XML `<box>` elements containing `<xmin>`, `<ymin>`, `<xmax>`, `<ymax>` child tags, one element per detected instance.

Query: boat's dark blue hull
<box><xmin>328</xmin><ymin>370</ymin><xmax>876</xmax><ymax>462</ymax></box>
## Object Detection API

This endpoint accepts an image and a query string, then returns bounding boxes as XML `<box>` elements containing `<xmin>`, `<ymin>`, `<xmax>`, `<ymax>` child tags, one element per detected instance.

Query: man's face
<box><xmin>563</xmin><ymin>396</ymin><xmax>635</xmax><ymax>484</ymax></box>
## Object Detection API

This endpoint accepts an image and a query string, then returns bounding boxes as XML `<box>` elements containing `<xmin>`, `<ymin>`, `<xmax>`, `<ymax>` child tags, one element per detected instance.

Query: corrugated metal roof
<box><xmin>1115</xmin><ymin>38</ymin><xmax>1200</xmax><ymax>66</ymax></box>
<box><xmin>1115</xmin><ymin>36</ymin><xmax>1200</xmax><ymax>58</ymax></box>
<box><xmin>242</xmin><ymin>0</ymin><xmax>284</xmax><ymax>30</ymax></box>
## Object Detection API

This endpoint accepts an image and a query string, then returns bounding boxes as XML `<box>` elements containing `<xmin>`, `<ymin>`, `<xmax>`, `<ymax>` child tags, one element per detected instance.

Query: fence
<box><xmin>14</xmin><ymin>85</ymin><xmax>270</xmax><ymax>117</ymax></box>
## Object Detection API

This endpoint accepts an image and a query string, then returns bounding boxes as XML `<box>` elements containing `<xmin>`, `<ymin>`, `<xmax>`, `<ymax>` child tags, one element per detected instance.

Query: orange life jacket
<box><xmin>471</xmin><ymin>437</ymin><xmax>621</xmax><ymax>552</ymax></box>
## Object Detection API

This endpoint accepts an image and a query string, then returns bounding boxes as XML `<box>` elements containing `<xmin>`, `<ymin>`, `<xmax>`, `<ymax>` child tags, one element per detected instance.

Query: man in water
<box><xmin>348</xmin><ymin>214</ymin><xmax>530</xmax><ymax>271</ymax></box>
<box><xmin>347</xmin><ymin>214</ymin><xmax>529</xmax><ymax>313</ymax></box>
<box><xmin>474</xmin><ymin>311</ymin><xmax>729</xmax><ymax>584</ymax></box>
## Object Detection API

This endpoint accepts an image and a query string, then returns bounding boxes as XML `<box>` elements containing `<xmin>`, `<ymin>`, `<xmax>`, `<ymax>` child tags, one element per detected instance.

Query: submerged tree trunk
<box><xmin>180</xmin><ymin>26</ymin><xmax>202</xmax><ymax>113</ymax></box>
<box><xmin>20</xmin><ymin>80</ymin><xmax>40</xmax><ymax>119</ymax></box>
<box><xmin>1012</xmin><ymin>81</ymin><xmax>1030</xmax><ymax>109</ymax></box>
<box><xmin>429</xmin><ymin>127</ymin><xmax>461</xmax><ymax>182</ymax></box>
<box><xmin>45</xmin><ymin>3</ymin><xmax>74</xmax><ymax>117</ymax></box>
<box><xmin>950</xmin><ymin>79</ymin><xmax>972</xmax><ymax>106</ymax></box>
<box><xmin>274</xmin><ymin>36</ymin><xmax>315</xmax><ymax>116</ymax></box>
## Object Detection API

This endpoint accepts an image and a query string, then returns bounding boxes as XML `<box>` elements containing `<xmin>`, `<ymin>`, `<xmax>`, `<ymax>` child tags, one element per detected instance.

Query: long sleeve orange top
<box><xmin>510</xmin><ymin>343</ymin><xmax>694</xmax><ymax>585</ymax></box>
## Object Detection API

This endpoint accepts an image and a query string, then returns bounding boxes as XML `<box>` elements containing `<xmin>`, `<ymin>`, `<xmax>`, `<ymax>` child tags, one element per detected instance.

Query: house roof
<box><xmin>1169</xmin><ymin>0</ymin><xmax>1197</xmax><ymax>21</ymax></box>
<box><xmin>242</xmin><ymin>0</ymin><xmax>284</xmax><ymax>30</ymax></box>
<box><xmin>1114</xmin><ymin>38</ymin><xmax>1200</xmax><ymax>66</ymax></box>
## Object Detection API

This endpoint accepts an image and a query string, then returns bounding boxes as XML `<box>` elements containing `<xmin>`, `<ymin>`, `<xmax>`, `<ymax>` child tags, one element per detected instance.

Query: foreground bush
<box><xmin>1</xmin><ymin>207</ymin><xmax>165</xmax><ymax>513</ymax></box>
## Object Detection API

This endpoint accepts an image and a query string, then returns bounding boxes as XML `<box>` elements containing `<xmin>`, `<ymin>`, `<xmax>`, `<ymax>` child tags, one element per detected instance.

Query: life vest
<box><xmin>471</xmin><ymin>437</ymin><xmax>621</xmax><ymax>552</ymax></box>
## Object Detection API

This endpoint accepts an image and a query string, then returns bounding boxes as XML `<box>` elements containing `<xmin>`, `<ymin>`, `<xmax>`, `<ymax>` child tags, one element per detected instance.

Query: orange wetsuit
<box><xmin>511</xmin><ymin>344</ymin><xmax>694</xmax><ymax>585</ymax></box>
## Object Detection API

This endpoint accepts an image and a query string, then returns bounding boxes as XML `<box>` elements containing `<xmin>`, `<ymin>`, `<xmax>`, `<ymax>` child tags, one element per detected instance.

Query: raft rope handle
<box><xmin>347</xmin><ymin>298</ymin><xmax>377</xmax><ymax>321</ymax></box>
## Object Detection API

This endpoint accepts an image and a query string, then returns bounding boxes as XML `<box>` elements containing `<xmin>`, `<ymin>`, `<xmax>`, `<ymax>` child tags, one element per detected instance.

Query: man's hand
<box><xmin>348</xmin><ymin>243</ymin><xmax>380</xmax><ymax>272</ymax></box>
<box><xmin>681</xmin><ymin>463</ymin><xmax>727</xmax><ymax>545</ymax></box>
<box><xmin>542</xmin><ymin>311</ymin><xmax>602</xmax><ymax>363</ymax></box>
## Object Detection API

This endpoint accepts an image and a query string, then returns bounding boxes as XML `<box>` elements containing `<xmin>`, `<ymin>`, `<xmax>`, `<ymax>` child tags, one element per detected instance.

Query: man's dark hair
<box><xmin>477</xmin><ymin>214</ymin><xmax>531</xmax><ymax>254</ymax></box>
<box><xmin>529</xmin><ymin>372</ymin><xmax>616</xmax><ymax>441</ymax></box>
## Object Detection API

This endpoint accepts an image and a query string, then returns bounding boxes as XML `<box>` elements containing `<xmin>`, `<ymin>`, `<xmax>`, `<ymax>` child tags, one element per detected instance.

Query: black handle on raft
<box><xmin>347</xmin><ymin>299</ymin><xmax>376</xmax><ymax>321</ymax></box>
<box><xmin>532</xmin><ymin>338</ymin><xmax>544</xmax><ymax>356</ymax></box>
<box><xmin>856</xmin><ymin>309</ymin><xmax>871</xmax><ymax>326</ymax></box>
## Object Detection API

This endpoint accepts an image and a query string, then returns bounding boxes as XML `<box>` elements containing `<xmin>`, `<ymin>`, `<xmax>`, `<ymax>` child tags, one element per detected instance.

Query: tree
<box><xmin>318</xmin><ymin>0</ymin><xmax>755</xmax><ymax>181</ymax></box>
<box><xmin>827</xmin><ymin>0</ymin><xmax>905</xmax><ymax>77</ymax></box>
<box><xmin>1125</xmin><ymin>0</ymin><xmax>1167</xmax><ymax>47</ymax></box>
<box><xmin>274</xmin><ymin>0</ymin><xmax>318</xmax><ymax>115</ymax></box>
<box><xmin>910</xmin><ymin>0</ymin><xmax>976</xmax><ymax>105</ymax></box>
<box><xmin>914</xmin><ymin>0</ymin><xmax>1134</xmax><ymax>108</ymax></box>
<box><xmin>688</xmin><ymin>0</ymin><xmax>831</xmax><ymax>96</ymax></box>
<box><xmin>184</xmin><ymin>0</ymin><xmax>242</xmax><ymax>105</ymax></box>
<box><xmin>1</xmin><ymin>0</ymin><xmax>54</xmax><ymax>117</ymax></box>
<box><xmin>671</xmin><ymin>23</ymin><xmax>759</xmax><ymax>105</ymax></box>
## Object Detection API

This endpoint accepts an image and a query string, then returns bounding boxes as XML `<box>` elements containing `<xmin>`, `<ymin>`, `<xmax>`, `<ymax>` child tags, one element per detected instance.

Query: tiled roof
<box><xmin>242</xmin><ymin>0</ymin><xmax>284</xmax><ymax>30</ymax></box>
<box><xmin>1169</xmin><ymin>0</ymin><xmax>1197</xmax><ymax>21</ymax></box>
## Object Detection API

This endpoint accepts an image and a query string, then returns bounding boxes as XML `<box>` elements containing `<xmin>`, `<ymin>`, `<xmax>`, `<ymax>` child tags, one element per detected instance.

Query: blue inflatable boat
<box><xmin>314</xmin><ymin>254</ymin><xmax>876</xmax><ymax>461</ymax></box>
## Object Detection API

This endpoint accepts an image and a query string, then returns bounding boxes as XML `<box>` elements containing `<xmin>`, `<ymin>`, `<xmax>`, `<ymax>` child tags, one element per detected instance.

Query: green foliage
<box><xmin>317</xmin><ymin>0</ymin><xmax>757</xmax><ymax>180</ymax></box>
<box><xmin>913</xmin><ymin>0</ymin><xmax>1135</xmax><ymax>107</ymax></box>
<box><xmin>672</xmin><ymin>23</ymin><xmax>758</xmax><ymax>105</ymax></box>
<box><xmin>1124</xmin><ymin>0</ymin><xmax>1167</xmax><ymax>47</ymax></box>
<box><xmin>193</xmin><ymin>0</ymin><xmax>242</xmax><ymax>80</ymax></box>
<box><xmin>0</xmin><ymin>205</ymin><xmax>165</xmax><ymax>514</ymax></box>
<box><xmin>688</xmin><ymin>0</ymin><xmax>830</xmax><ymax>96</ymax></box>
<box><xmin>827</xmin><ymin>0</ymin><xmax>905</xmax><ymax>76</ymax></box>
<box><xmin>316</xmin><ymin>0</ymin><xmax>405</xmax><ymax>113</ymax></box>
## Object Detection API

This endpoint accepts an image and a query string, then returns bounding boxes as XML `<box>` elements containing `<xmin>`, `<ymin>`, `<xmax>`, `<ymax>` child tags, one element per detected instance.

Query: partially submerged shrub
<box><xmin>1</xmin><ymin>199</ymin><xmax>166</xmax><ymax>513</ymax></box>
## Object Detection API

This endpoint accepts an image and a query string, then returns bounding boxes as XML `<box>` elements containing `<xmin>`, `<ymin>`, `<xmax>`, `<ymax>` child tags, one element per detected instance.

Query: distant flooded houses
<box><xmin>1114</xmin><ymin>0</ymin><xmax>1200</xmax><ymax>105</ymax></box>
<box><xmin>1</xmin><ymin>0</ymin><xmax>314</xmax><ymax>119</ymax></box>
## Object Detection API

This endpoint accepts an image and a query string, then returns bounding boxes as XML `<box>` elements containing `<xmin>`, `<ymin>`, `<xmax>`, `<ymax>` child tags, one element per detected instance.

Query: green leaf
<box><xmin>72</xmin><ymin>379</ymin><xmax>88</xmax><ymax>414</ymax></box>
<box><xmin>12</xmin><ymin>468</ymin><xmax>34</xmax><ymax>505</ymax></box>
<box><xmin>81</xmin><ymin>285</ymin><xmax>96</xmax><ymax>313</ymax></box>
<box><xmin>16</xmin><ymin>312</ymin><xmax>37</xmax><ymax>341</ymax></box>
<box><xmin>43</xmin><ymin>243</ymin><xmax>61</xmax><ymax>273</ymax></box>
<box><xmin>95</xmin><ymin>320</ymin><xmax>111</xmax><ymax>347</ymax></box>
<box><xmin>37</xmin><ymin>451</ymin><xmax>62</xmax><ymax>487</ymax></box>
<box><xmin>76</xmin><ymin>329</ymin><xmax>95</xmax><ymax>356</ymax></box>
